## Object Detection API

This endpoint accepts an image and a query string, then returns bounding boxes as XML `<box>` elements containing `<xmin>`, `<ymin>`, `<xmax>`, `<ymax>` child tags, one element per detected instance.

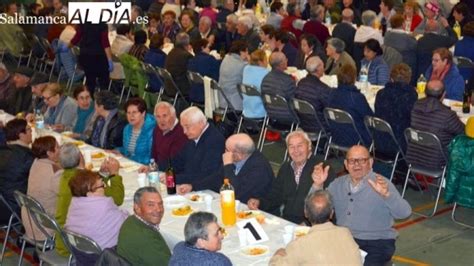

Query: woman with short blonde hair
<box><xmin>42</xmin><ymin>83</ymin><xmax>78</xmax><ymax>131</ymax></box>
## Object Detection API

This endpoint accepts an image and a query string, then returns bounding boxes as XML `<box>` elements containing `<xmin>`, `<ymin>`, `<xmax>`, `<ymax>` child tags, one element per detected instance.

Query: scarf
<box><xmin>45</xmin><ymin>95</ymin><xmax>67</xmax><ymax>125</ymax></box>
<box><xmin>430</xmin><ymin>63</ymin><xmax>451</xmax><ymax>82</ymax></box>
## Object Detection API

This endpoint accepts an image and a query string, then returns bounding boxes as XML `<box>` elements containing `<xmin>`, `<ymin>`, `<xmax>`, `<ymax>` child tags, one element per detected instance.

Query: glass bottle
<box><xmin>220</xmin><ymin>178</ymin><xmax>236</xmax><ymax>226</ymax></box>
<box><xmin>165</xmin><ymin>160</ymin><xmax>176</xmax><ymax>195</ymax></box>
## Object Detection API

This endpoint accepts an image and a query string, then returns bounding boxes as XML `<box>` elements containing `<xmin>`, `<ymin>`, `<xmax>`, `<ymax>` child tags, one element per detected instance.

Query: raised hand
<box><xmin>247</xmin><ymin>198</ymin><xmax>260</xmax><ymax>210</ymax></box>
<box><xmin>367</xmin><ymin>174</ymin><xmax>390</xmax><ymax>198</ymax></box>
<box><xmin>311</xmin><ymin>162</ymin><xmax>330</xmax><ymax>188</ymax></box>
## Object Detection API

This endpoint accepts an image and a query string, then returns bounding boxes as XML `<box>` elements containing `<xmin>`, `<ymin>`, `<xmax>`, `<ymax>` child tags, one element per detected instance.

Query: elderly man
<box><xmin>223</xmin><ymin>133</ymin><xmax>273</xmax><ymax>203</ymax></box>
<box><xmin>151</xmin><ymin>101</ymin><xmax>187</xmax><ymax>171</ymax></box>
<box><xmin>236</xmin><ymin>16</ymin><xmax>260</xmax><ymax>53</ymax></box>
<box><xmin>117</xmin><ymin>187</ymin><xmax>171</xmax><ymax>265</ymax></box>
<box><xmin>302</xmin><ymin>5</ymin><xmax>330</xmax><ymax>45</ymax></box>
<box><xmin>218</xmin><ymin>14</ymin><xmax>241</xmax><ymax>53</ymax></box>
<box><xmin>199</xmin><ymin>16</ymin><xmax>218</xmax><ymax>48</ymax></box>
<box><xmin>28</xmin><ymin>72</ymin><xmax>49</xmax><ymax>114</ymax></box>
<box><xmin>88</xmin><ymin>90</ymin><xmax>126</xmax><ymax>149</ymax></box>
<box><xmin>261</xmin><ymin>51</ymin><xmax>296</xmax><ymax>124</ymax></box>
<box><xmin>175</xmin><ymin>107</ymin><xmax>225</xmax><ymax>194</ymax></box>
<box><xmin>270</xmin><ymin>190</ymin><xmax>362</xmax><ymax>265</ymax></box>
<box><xmin>275</xmin><ymin>30</ymin><xmax>298</xmax><ymax>67</ymax></box>
<box><xmin>165</xmin><ymin>32</ymin><xmax>194</xmax><ymax>97</ymax></box>
<box><xmin>332</xmin><ymin>8</ymin><xmax>357</xmax><ymax>54</ymax></box>
<box><xmin>5</xmin><ymin>67</ymin><xmax>34</xmax><ymax>115</ymax></box>
<box><xmin>295</xmin><ymin>56</ymin><xmax>330</xmax><ymax>133</ymax></box>
<box><xmin>406</xmin><ymin>80</ymin><xmax>464</xmax><ymax>170</ymax></box>
<box><xmin>354</xmin><ymin>10</ymin><xmax>384</xmax><ymax>45</ymax></box>
<box><xmin>312</xmin><ymin>145</ymin><xmax>412</xmax><ymax>265</ymax></box>
<box><xmin>248</xmin><ymin>130</ymin><xmax>334</xmax><ymax>224</ymax></box>
<box><xmin>169</xmin><ymin>212</ymin><xmax>231</xmax><ymax>265</ymax></box>
<box><xmin>56</xmin><ymin>143</ymin><xmax>124</xmax><ymax>256</ymax></box>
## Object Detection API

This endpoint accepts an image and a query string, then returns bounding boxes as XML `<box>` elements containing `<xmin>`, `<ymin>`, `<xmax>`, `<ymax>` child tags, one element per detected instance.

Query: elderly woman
<box><xmin>259</xmin><ymin>24</ymin><xmax>276</xmax><ymax>52</ymax></box>
<box><xmin>375</xmin><ymin>63</ymin><xmax>417</xmax><ymax>153</ymax></box>
<box><xmin>118</xmin><ymin>98</ymin><xmax>156</xmax><ymax>164</ymax></box>
<box><xmin>242</xmin><ymin>49</ymin><xmax>270</xmax><ymax>119</ymax></box>
<box><xmin>42</xmin><ymin>83</ymin><xmax>78</xmax><ymax>132</ymax></box>
<box><xmin>158</xmin><ymin>10</ymin><xmax>181</xmax><ymax>43</ymax></box>
<box><xmin>218</xmin><ymin>40</ymin><xmax>249</xmax><ymax>112</ymax></box>
<box><xmin>188</xmin><ymin>38</ymin><xmax>221</xmax><ymax>104</ymax></box>
<box><xmin>403</xmin><ymin>0</ymin><xmax>422</xmax><ymax>32</ymax></box>
<box><xmin>88</xmin><ymin>91</ymin><xmax>126</xmax><ymax>149</ymax></box>
<box><xmin>354</xmin><ymin>10</ymin><xmax>384</xmax><ymax>45</ymax></box>
<box><xmin>325</xmin><ymin>37</ymin><xmax>356</xmax><ymax>75</ymax></box>
<box><xmin>65</xmin><ymin>170</ymin><xmax>128</xmax><ymax>251</ymax></box>
<box><xmin>327</xmin><ymin>64</ymin><xmax>373</xmax><ymax>147</ymax></box>
<box><xmin>361</xmin><ymin>39</ymin><xmax>390</xmax><ymax>86</ymax></box>
<box><xmin>55</xmin><ymin>143</ymin><xmax>124</xmax><ymax>256</ymax></box>
<box><xmin>180</xmin><ymin>10</ymin><xmax>200</xmax><ymax>42</ymax></box>
<box><xmin>22</xmin><ymin>136</ymin><xmax>61</xmax><ymax>241</ymax></box>
<box><xmin>72</xmin><ymin>85</ymin><xmax>95</xmax><ymax>140</ymax></box>
<box><xmin>169</xmin><ymin>212</ymin><xmax>231</xmax><ymax>266</ymax></box>
<box><xmin>425</xmin><ymin>48</ymin><xmax>464</xmax><ymax>101</ymax></box>
<box><xmin>295</xmin><ymin>34</ymin><xmax>326</xmax><ymax>70</ymax></box>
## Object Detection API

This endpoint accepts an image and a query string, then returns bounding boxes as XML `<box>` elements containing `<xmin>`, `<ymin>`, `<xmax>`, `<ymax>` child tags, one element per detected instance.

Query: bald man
<box><xmin>312</xmin><ymin>145</ymin><xmax>411</xmax><ymax>265</ymax></box>
<box><xmin>222</xmin><ymin>133</ymin><xmax>273</xmax><ymax>202</ymax></box>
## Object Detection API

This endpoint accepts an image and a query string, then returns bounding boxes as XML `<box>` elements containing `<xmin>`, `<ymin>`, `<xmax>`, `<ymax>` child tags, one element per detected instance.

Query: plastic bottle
<box><xmin>359</xmin><ymin>65</ymin><xmax>369</xmax><ymax>92</ymax></box>
<box><xmin>220</xmin><ymin>178</ymin><xmax>236</xmax><ymax>226</ymax></box>
<box><xmin>35</xmin><ymin>109</ymin><xmax>44</xmax><ymax>130</ymax></box>
<box><xmin>148</xmin><ymin>159</ymin><xmax>159</xmax><ymax>188</ymax></box>
<box><xmin>165</xmin><ymin>160</ymin><xmax>176</xmax><ymax>195</ymax></box>
<box><xmin>453</xmin><ymin>22</ymin><xmax>461</xmax><ymax>38</ymax></box>
<box><xmin>325</xmin><ymin>10</ymin><xmax>332</xmax><ymax>25</ymax></box>
<box><xmin>416</xmin><ymin>74</ymin><xmax>427</xmax><ymax>97</ymax></box>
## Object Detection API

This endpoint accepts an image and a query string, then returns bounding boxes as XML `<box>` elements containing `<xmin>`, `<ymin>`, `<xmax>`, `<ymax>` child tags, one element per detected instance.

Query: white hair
<box><xmin>285</xmin><ymin>129</ymin><xmax>312</xmax><ymax>151</ymax></box>
<box><xmin>238</xmin><ymin>15</ymin><xmax>253</xmax><ymax>29</ymax></box>
<box><xmin>306</xmin><ymin>56</ymin><xmax>323</xmax><ymax>73</ymax></box>
<box><xmin>199</xmin><ymin>15</ymin><xmax>212</xmax><ymax>26</ymax></box>
<box><xmin>180</xmin><ymin>106</ymin><xmax>207</xmax><ymax>124</ymax></box>
<box><xmin>227</xmin><ymin>14</ymin><xmax>238</xmax><ymax>24</ymax></box>
<box><xmin>154</xmin><ymin>101</ymin><xmax>176</xmax><ymax>117</ymax></box>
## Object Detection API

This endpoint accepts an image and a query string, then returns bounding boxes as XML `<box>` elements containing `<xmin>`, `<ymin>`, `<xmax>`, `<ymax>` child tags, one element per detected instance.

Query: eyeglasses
<box><xmin>43</xmin><ymin>94</ymin><xmax>57</xmax><ymax>102</ymax></box>
<box><xmin>346</xmin><ymin>157</ymin><xmax>370</xmax><ymax>165</ymax></box>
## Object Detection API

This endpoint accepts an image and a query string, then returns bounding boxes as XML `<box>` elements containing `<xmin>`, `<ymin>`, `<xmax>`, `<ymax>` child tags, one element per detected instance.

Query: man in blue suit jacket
<box><xmin>222</xmin><ymin>133</ymin><xmax>273</xmax><ymax>203</ymax></box>
<box><xmin>175</xmin><ymin>107</ymin><xmax>225</xmax><ymax>194</ymax></box>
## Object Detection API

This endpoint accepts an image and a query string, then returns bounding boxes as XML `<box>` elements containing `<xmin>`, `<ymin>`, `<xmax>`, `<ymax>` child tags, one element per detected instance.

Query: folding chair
<box><xmin>293</xmin><ymin>98</ymin><xmax>329</xmax><ymax>155</ymax></box>
<box><xmin>108</xmin><ymin>53</ymin><xmax>126</xmax><ymax>95</ymax></box>
<box><xmin>28</xmin><ymin>208</ymin><xmax>74</xmax><ymax>266</ymax></box>
<box><xmin>404</xmin><ymin>127</ymin><xmax>447</xmax><ymax>217</ymax></box>
<box><xmin>63</xmin><ymin>229</ymin><xmax>102</xmax><ymax>265</ymax></box>
<box><xmin>454</xmin><ymin>56</ymin><xmax>474</xmax><ymax>82</ymax></box>
<box><xmin>38</xmin><ymin>37</ymin><xmax>58</xmax><ymax>81</ymax></box>
<box><xmin>209</xmin><ymin>78</ymin><xmax>240</xmax><ymax>123</ymax></box>
<box><xmin>323</xmin><ymin>107</ymin><xmax>365</xmax><ymax>160</ymax></box>
<box><xmin>187</xmin><ymin>70</ymin><xmax>206</xmax><ymax>107</ymax></box>
<box><xmin>261</xmin><ymin>93</ymin><xmax>299</xmax><ymax>162</ymax></box>
<box><xmin>451</xmin><ymin>203</ymin><xmax>474</xmax><ymax>229</ymax></box>
<box><xmin>15</xmin><ymin>31</ymin><xmax>33</xmax><ymax>68</ymax></box>
<box><xmin>13</xmin><ymin>191</ymin><xmax>55</xmax><ymax>266</ymax></box>
<box><xmin>237</xmin><ymin>83</ymin><xmax>266</xmax><ymax>147</ymax></box>
<box><xmin>65</xmin><ymin>46</ymin><xmax>85</xmax><ymax>93</ymax></box>
<box><xmin>156</xmin><ymin>67</ymin><xmax>189</xmax><ymax>107</ymax></box>
<box><xmin>0</xmin><ymin>195</ymin><xmax>23</xmax><ymax>264</ymax></box>
<box><xmin>364</xmin><ymin>116</ymin><xmax>406</xmax><ymax>182</ymax></box>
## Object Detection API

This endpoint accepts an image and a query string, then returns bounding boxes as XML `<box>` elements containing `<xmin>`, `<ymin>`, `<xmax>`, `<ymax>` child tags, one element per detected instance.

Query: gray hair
<box><xmin>233</xmin><ymin>134</ymin><xmax>256</xmax><ymax>155</ymax></box>
<box><xmin>342</xmin><ymin>8</ymin><xmax>354</xmax><ymax>21</ymax></box>
<box><xmin>227</xmin><ymin>14</ymin><xmax>238</xmax><ymax>24</ymax></box>
<box><xmin>361</xmin><ymin>10</ymin><xmax>377</xmax><ymax>26</ymax></box>
<box><xmin>59</xmin><ymin>143</ymin><xmax>81</xmax><ymax>169</ymax></box>
<box><xmin>310</xmin><ymin>5</ymin><xmax>325</xmax><ymax>21</ymax></box>
<box><xmin>305</xmin><ymin>56</ymin><xmax>323</xmax><ymax>73</ymax></box>
<box><xmin>175</xmin><ymin>32</ymin><xmax>190</xmax><ymax>47</ymax></box>
<box><xmin>238</xmin><ymin>15</ymin><xmax>253</xmax><ymax>29</ymax></box>
<box><xmin>269</xmin><ymin>51</ymin><xmax>286</xmax><ymax>69</ymax></box>
<box><xmin>154</xmin><ymin>101</ymin><xmax>176</xmax><ymax>117</ymax></box>
<box><xmin>133</xmin><ymin>186</ymin><xmax>160</xmax><ymax>204</ymax></box>
<box><xmin>199</xmin><ymin>15</ymin><xmax>212</xmax><ymax>26</ymax></box>
<box><xmin>184</xmin><ymin>212</ymin><xmax>217</xmax><ymax>246</ymax></box>
<box><xmin>180</xmin><ymin>106</ymin><xmax>207</xmax><ymax>124</ymax></box>
<box><xmin>305</xmin><ymin>190</ymin><xmax>333</xmax><ymax>224</ymax></box>
<box><xmin>285</xmin><ymin>129</ymin><xmax>312</xmax><ymax>150</ymax></box>
<box><xmin>327</xmin><ymin>38</ymin><xmax>345</xmax><ymax>54</ymax></box>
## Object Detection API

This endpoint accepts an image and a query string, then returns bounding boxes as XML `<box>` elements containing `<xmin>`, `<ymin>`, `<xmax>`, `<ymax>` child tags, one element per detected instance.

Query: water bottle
<box><xmin>35</xmin><ymin>109</ymin><xmax>44</xmax><ymax>130</ymax></box>
<box><xmin>148</xmin><ymin>159</ymin><xmax>159</xmax><ymax>188</ymax></box>
<box><xmin>359</xmin><ymin>65</ymin><xmax>369</xmax><ymax>93</ymax></box>
<box><xmin>325</xmin><ymin>11</ymin><xmax>332</xmax><ymax>25</ymax></box>
<box><xmin>416</xmin><ymin>74</ymin><xmax>426</xmax><ymax>97</ymax></box>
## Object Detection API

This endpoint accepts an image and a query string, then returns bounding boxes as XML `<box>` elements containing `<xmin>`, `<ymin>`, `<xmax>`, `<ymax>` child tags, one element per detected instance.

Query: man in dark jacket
<box><xmin>222</xmin><ymin>133</ymin><xmax>273</xmax><ymax>203</ymax></box>
<box><xmin>88</xmin><ymin>91</ymin><xmax>126</xmax><ymax>149</ymax></box>
<box><xmin>295</xmin><ymin>56</ymin><xmax>331</xmax><ymax>133</ymax></box>
<box><xmin>236</xmin><ymin>16</ymin><xmax>260</xmax><ymax>53</ymax></box>
<box><xmin>165</xmin><ymin>32</ymin><xmax>194</xmax><ymax>97</ymax></box>
<box><xmin>406</xmin><ymin>80</ymin><xmax>464</xmax><ymax>170</ymax></box>
<box><xmin>275</xmin><ymin>30</ymin><xmax>298</xmax><ymax>67</ymax></box>
<box><xmin>332</xmin><ymin>8</ymin><xmax>356</xmax><ymax>54</ymax></box>
<box><xmin>175</xmin><ymin>107</ymin><xmax>225</xmax><ymax>194</ymax></box>
<box><xmin>247</xmin><ymin>130</ymin><xmax>334</xmax><ymax>224</ymax></box>
<box><xmin>4</xmin><ymin>66</ymin><xmax>34</xmax><ymax>115</ymax></box>
<box><xmin>261</xmin><ymin>51</ymin><xmax>297</xmax><ymax>124</ymax></box>
<box><xmin>0</xmin><ymin>119</ymin><xmax>34</xmax><ymax>224</ymax></box>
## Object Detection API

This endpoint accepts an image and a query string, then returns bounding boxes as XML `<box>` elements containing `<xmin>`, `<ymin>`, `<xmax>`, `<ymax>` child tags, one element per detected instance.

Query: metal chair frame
<box><xmin>293</xmin><ymin>98</ymin><xmax>329</xmax><ymax>155</ymax></box>
<box><xmin>237</xmin><ymin>83</ymin><xmax>266</xmax><ymax>148</ymax></box>
<box><xmin>63</xmin><ymin>229</ymin><xmax>102</xmax><ymax>264</ymax></box>
<box><xmin>0</xmin><ymin>195</ymin><xmax>23</xmax><ymax>265</ymax></box>
<box><xmin>209</xmin><ymin>78</ymin><xmax>240</xmax><ymax>123</ymax></box>
<box><xmin>186</xmin><ymin>70</ymin><xmax>206</xmax><ymax>107</ymax></box>
<box><xmin>15</xmin><ymin>31</ymin><xmax>33</xmax><ymax>68</ymax></box>
<box><xmin>156</xmin><ymin>67</ymin><xmax>189</xmax><ymax>107</ymax></box>
<box><xmin>140</xmin><ymin>62</ymin><xmax>164</xmax><ymax>103</ymax></box>
<box><xmin>451</xmin><ymin>202</ymin><xmax>474</xmax><ymax>229</ymax></box>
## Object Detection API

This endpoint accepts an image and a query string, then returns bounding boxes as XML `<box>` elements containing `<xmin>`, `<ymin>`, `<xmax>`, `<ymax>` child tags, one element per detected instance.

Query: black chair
<box><xmin>0</xmin><ymin>195</ymin><xmax>23</xmax><ymax>264</ymax></box>
<box><xmin>237</xmin><ymin>83</ymin><xmax>266</xmax><ymax>147</ymax></box>
<box><xmin>404</xmin><ymin>127</ymin><xmax>447</xmax><ymax>217</ymax></box>
<box><xmin>64</xmin><ymin>229</ymin><xmax>102</xmax><ymax>266</ymax></box>
<box><xmin>209</xmin><ymin>78</ymin><xmax>240</xmax><ymax>123</ymax></box>
<box><xmin>292</xmin><ymin>98</ymin><xmax>329</xmax><ymax>155</ymax></box>
<box><xmin>323</xmin><ymin>107</ymin><xmax>365</xmax><ymax>160</ymax></box>
<box><xmin>186</xmin><ymin>70</ymin><xmax>206</xmax><ymax>107</ymax></box>
<box><xmin>95</xmin><ymin>248</ymin><xmax>131</xmax><ymax>266</ymax></box>
<box><xmin>156</xmin><ymin>67</ymin><xmax>189</xmax><ymax>107</ymax></box>
<box><xmin>15</xmin><ymin>31</ymin><xmax>33</xmax><ymax>68</ymax></box>
<box><xmin>364</xmin><ymin>116</ymin><xmax>407</xmax><ymax>182</ymax></box>
<box><xmin>454</xmin><ymin>56</ymin><xmax>474</xmax><ymax>82</ymax></box>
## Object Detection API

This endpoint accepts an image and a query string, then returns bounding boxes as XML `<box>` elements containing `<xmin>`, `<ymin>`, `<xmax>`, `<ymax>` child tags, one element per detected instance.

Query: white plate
<box><xmin>240</xmin><ymin>245</ymin><xmax>269</xmax><ymax>257</ymax></box>
<box><xmin>186</xmin><ymin>193</ymin><xmax>211</xmax><ymax>203</ymax></box>
<box><xmin>171</xmin><ymin>205</ymin><xmax>193</xmax><ymax>217</ymax></box>
<box><xmin>294</xmin><ymin>226</ymin><xmax>310</xmax><ymax>238</ymax></box>
<box><xmin>163</xmin><ymin>195</ymin><xmax>187</xmax><ymax>208</ymax></box>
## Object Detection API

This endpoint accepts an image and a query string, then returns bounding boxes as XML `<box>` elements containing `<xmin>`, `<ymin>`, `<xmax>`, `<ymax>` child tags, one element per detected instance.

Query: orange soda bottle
<box><xmin>220</xmin><ymin>178</ymin><xmax>236</xmax><ymax>226</ymax></box>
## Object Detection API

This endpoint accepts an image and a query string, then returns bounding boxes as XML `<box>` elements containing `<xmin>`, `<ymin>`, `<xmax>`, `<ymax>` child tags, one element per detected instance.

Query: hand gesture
<box><xmin>222</xmin><ymin>151</ymin><xmax>233</xmax><ymax>165</ymax></box>
<box><xmin>247</xmin><ymin>198</ymin><xmax>260</xmax><ymax>210</ymax></box>
<box><xmin>102</xmin><ymin>157</ymin><xmax>120</xmax><ymax>175</ymax></box>
<box><xmin>177</xmin><ymin>184</ymin><xmax>192</xmax><ymax>195</ymax></box>
<box><xmin>367</xmin><ymin>174</ymin><xmax>390</xmax><ymax>198</ymax></box>
<box><xmin>311</xmin><ymin>162</ymin><xmax>330</xmax><ymax>188</ymax></box>
<box><xmin>138</xmin><ymin>165</ymin><xmax>149</xmax><ymax>174</ymax></box>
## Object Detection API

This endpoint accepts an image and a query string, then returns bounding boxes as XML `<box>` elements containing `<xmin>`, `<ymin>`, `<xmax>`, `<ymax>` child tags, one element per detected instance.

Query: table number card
<box><xmin>237</xmin><ymin>218</ymin><xmax>269</xmax><ymax>245</ymax></box>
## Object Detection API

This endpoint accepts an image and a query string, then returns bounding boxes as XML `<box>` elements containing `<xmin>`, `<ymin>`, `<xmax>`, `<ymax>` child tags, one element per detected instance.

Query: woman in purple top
<box><xmin>65</xmin><ymin>170</ymin><xmax>128</xmax><ymax>249</ymax></box>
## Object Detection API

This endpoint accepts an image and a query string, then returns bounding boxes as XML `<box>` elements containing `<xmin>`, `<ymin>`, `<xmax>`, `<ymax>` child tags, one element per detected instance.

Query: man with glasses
<box><xmin>311</xmin><ymin>145</ymin><xmax>411</xmax><ymax>266</ymax></box>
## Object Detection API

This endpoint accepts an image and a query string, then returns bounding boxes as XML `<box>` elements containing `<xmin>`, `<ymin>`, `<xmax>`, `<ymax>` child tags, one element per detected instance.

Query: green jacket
<box><xmin>445</xmin><ymin>135</ymin><xmax>474</xmax><ymax>208</ymax></box>
<box><xmin>55</xmin><ymin>168</ymin><xmax>125</xmax><ymax>256</ymax></box>
<box><xmin>117</xmin><ymin>215</ymin><xmax>171</xmax><ymax>266</ymax></box>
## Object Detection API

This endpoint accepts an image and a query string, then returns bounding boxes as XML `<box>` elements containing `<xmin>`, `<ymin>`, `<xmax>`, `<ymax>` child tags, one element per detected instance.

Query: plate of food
<box><xmin>163</xmin><ymin>195</ymin><xmax>187</xmax><ymax>208</ymax></box>
<box><xmin>294</xmin><ymin>226</ymin><xmax>310</xmax><ymax>238</ymax></box>
<box><xmin>91</xmin><ymin>152</ymin><xmax>106</xmax><ymax>160</ymax></box>
<box><xmin>186</xmin><ymin>193</ymin><xmax>211</xmax><ymax>203</ymax></box>
<box><xmin>171</xmin><ymin>205</ymin><xmax>193</xmax><ymax>217</ymax></box>
<box><xmin>240</xmin><ymin>245</ymin><xmax>269</xmax><ymax>257</ymax></box>
<box><xmin>237</xmin><ymin>210</ymin><xmax>265</xmax><ymax>224</ymax></box>
<box><xmin>71</xmin><ymin>140</ymin><xmax>85</xmax><ymax>147</ymax></box>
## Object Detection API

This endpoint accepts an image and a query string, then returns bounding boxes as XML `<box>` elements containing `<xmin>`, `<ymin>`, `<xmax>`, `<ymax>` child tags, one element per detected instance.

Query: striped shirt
<box><xmin>127</xmin><ymin>129</ymin><xmax>141</xmax><ymax>157</ymax></box>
